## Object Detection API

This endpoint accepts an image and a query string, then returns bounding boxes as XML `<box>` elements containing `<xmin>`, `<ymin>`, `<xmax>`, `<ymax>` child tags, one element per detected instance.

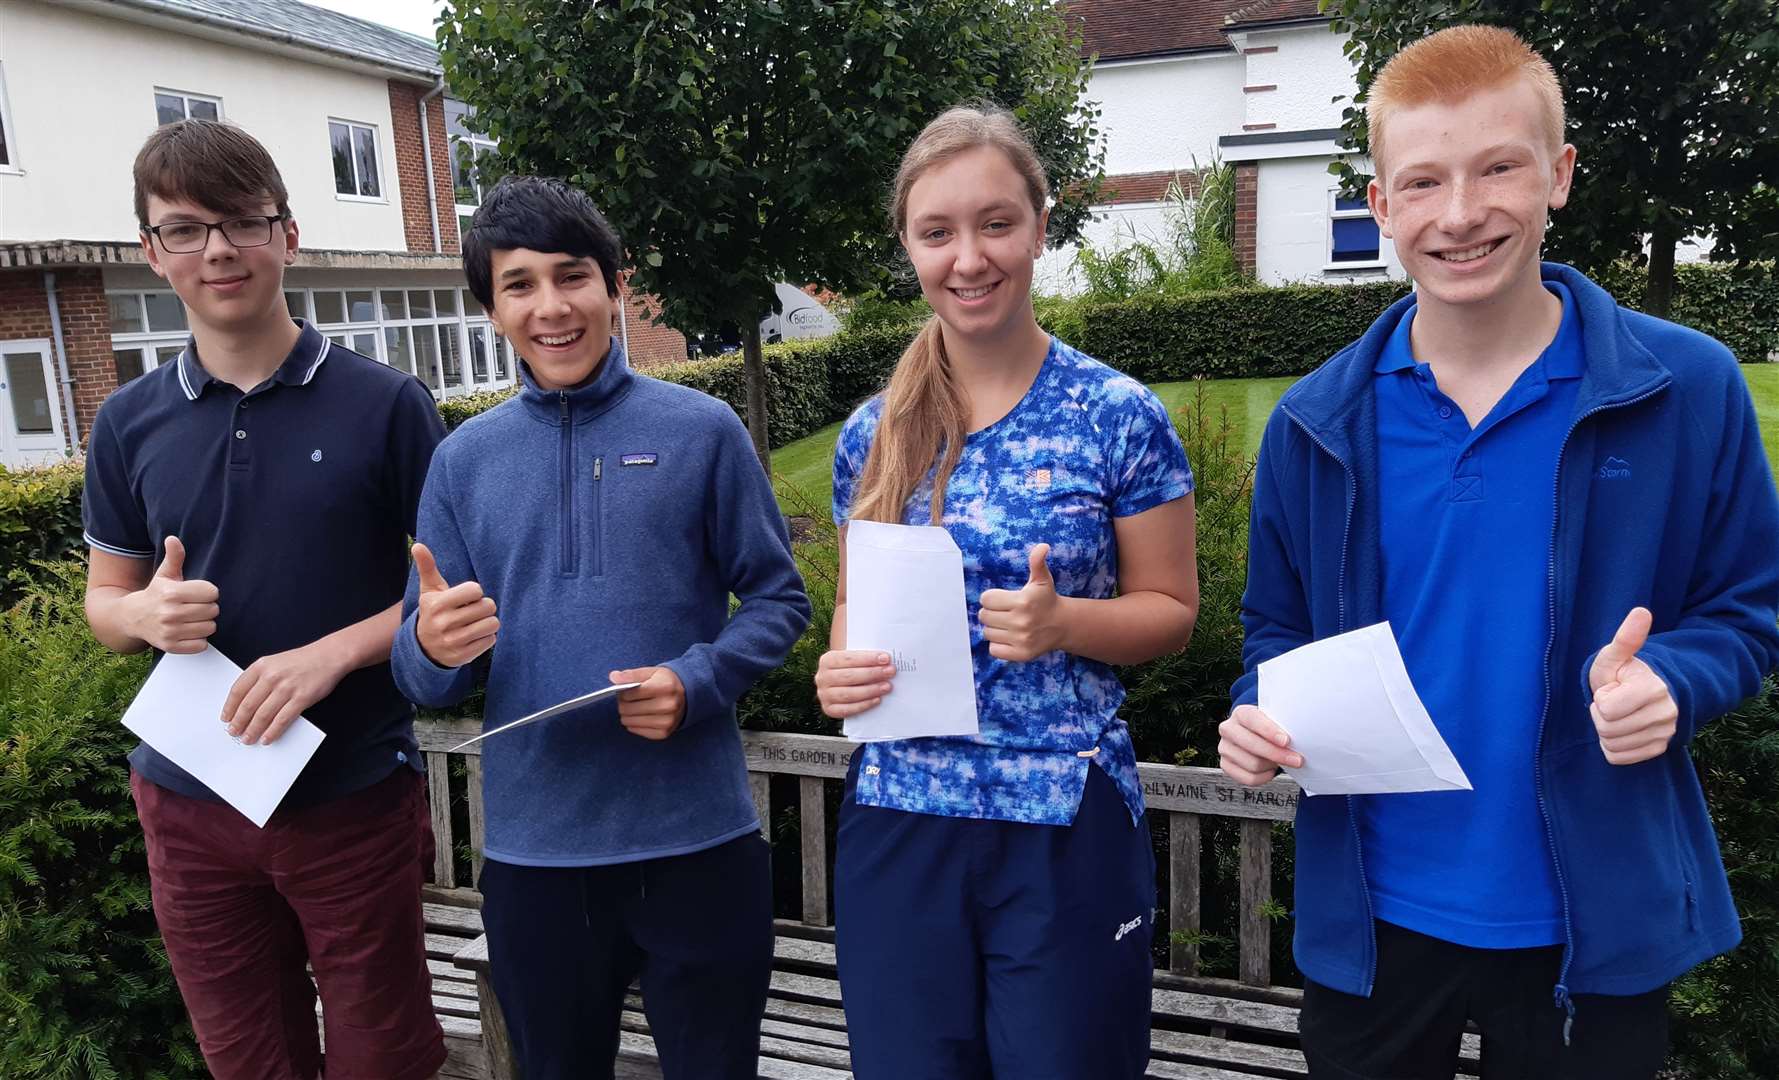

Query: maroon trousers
<box><xmin>133</xmin><ymin>768</ymin><xmax>446</xmax><ymax>1080</ymax></box>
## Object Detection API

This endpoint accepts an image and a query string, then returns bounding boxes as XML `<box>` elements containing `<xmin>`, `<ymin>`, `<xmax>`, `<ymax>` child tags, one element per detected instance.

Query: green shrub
<box><xmin>1668</xmin><ymin>677</ymin><xmax>1779</xmax><ymax>1078</ymax></box>
<box><xmin>1070</xmin><ymin>280</ymin><xmax>1412</xmax><ymax>383</ymax></box>
<box><xmin>0</xmin><ymin>563</ymin><xmax>199</xmax><ymax>1079</ymax></box>
<box><xmin>0</xmin><ymin>463</ymin><xmax>85</xmax><ymax>607</ymax></box>
<box><xmin>1599</xmin><ymin>261</ymin><xmax>1779</xmax><ymax>364</ymax></box>
<box><xmin>834</xmin><ymin>291</ymin><xmax>930</xmax><ymax>335</ymax></box>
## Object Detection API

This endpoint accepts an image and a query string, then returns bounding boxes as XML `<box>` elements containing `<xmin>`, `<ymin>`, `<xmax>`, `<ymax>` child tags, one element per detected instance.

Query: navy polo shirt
<box><xmin>83</xmin><ymin>320</ymin><xmax>444</xmax><ymax>809</ymax></box>
<box><xmin>1362</xmin><ymin>283</ymin><xmax>1583</xmax><ymax>949</ymax></box>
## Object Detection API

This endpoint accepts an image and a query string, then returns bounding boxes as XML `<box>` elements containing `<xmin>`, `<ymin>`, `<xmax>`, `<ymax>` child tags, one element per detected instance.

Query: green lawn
<box><xmin>772</xmin><ymin>369</ymin><xmax>1779</xmax><ymax>515</ymax></box>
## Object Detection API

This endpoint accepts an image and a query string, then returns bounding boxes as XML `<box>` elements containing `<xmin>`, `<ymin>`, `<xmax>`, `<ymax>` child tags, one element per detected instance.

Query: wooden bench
<box><xmin>413</xmin><ymin>719</ymin><xmax>1481</xmax><ymax>1078</ymax></box>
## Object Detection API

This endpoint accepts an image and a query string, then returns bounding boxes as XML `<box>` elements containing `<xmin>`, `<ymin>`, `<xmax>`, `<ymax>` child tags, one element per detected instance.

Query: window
<box><xmin>1328</xmin><ymin>193</ymin><xmax>1382</xmax><ymax>266</ymax></box>
<box><xmin>107</xmin><ymin>290</ymin><xmax>190</xmax><ymax>385</ymax></box>
<box><xmin>287</xmin><ymin>285</ymin><xmax>517</xmax><ymax>399</ymax></box>
<box><xmin>154</xmin><ymin>88</ymin><xmax>221</xmax><ymax>126</ymax></box>
<box><xmin>446</xmin><ymin>99</ymin><xmax>498</xmax><ymax>237</ymax></box>
<box><xmin>329</xmin><ymin>120</ymin><xmax>382</xmax><ymax>199</ymax></box>
<box><xmin>0</xmin><ymin>61</ymin><xmax>17</xmax><ymax>169</ymax></box>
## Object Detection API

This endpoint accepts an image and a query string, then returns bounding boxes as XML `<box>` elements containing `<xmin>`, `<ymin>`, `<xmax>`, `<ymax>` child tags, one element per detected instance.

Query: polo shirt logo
<box><xmin>311</xmin><ymin>449</ymin><xmax>323</xmax><ymax>463</ymax></box>
<box><xmin>1599</xmin><ymin>456</ymin><xmax>1631</xmax><ymax>480</ymax></box>
<box><xmin>621</xmin><ymin>453</ymin><xmax>657</xmax><ymax>467</ymax></box>
<box><xmin>1451</xmin><ymin>475</ymin><xmax>1484</xmax><ymax>502</ymax></box>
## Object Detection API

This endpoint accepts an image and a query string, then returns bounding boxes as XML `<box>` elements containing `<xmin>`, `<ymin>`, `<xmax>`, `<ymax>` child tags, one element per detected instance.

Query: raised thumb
<box><xmin>1026</xmin><ymin>543</ymin><xmax>1054</xmax><ymax>588</ymax></box>
<box><xmin>1592</xmin><ymin>606</ymin><xmax>1652</xmax><ymax>688</ymax></box>
<box><xmin>156</xmin><ymin>536</ymin><xmax>186</xmax><ymax>580</ymax></box>
<box><xmin>412</xmin><ymin>542</ymin><xmax>449</xmax><ymax>593</ymax></box>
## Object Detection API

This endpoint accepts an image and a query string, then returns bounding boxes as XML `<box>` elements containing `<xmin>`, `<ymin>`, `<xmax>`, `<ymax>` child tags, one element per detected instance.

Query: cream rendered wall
<box><xmin>0</xmin><ymin>1</ymin><xmax>407</xmax><ymax>251</ymax></box>
<box><xmin>1034</xmin><ymin>201</ymin><xmax>1174</xmax><ymax>294</ymax></box>
<box><xmin>1091</xmin><ymin>54</ymin><xmax>1245</xmax><ymax>175</ymax></box>
<box><xmin>1255</xmin><ymin>154</ymin><xmax>1402</xmax><ymax>285</ymax></box>
<box><xmin>1238</xmin><ymin>24</ymin><xmax>1354</xmax><ymax>133</ymax></box>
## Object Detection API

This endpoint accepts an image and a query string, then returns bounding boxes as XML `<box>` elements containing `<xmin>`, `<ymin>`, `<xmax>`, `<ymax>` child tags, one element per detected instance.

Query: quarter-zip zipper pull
<box><xmin>558</xmin><ymin>389</ymin><xmax>569</xmax><ymax>423</ymax></box>
<box><xmin>1553</xmin><ymin>983</ymin><xmax>1574</xmax><ymax>1045</ymax></box>
<box><xmin>594</xmin><ymin>456</ymin><xmax>603</xmax><ymax>481</ymax></box>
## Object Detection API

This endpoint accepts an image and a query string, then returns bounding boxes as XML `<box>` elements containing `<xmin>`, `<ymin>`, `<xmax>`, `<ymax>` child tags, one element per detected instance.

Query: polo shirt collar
<box><xmin>177</xmin><ymin>319</ymin><xmax>330</xmax><ymax>402</ymax></box>
<box><xmin>1372</xmin><ymin>281</ymin><xmax>1585</xmax><ymax>380</ymax></box>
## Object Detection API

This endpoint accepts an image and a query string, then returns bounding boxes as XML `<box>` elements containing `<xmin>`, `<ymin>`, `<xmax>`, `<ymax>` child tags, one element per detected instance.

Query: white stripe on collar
<box><xmin>176</xmin><ymin>349</ymin><xmax>199</xmax><ymax>401</ymax></box>
<box><xmin>300</xmin><ymin>338</ymin><xmax>331</xmax><ymax>385</ymax></box>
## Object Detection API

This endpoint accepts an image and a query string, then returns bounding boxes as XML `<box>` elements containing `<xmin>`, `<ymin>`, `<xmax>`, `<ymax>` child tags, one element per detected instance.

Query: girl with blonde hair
<box><xmin>815</xmin><ymin>104</ymin><xmax>1200</xmax><ymax>1078</ymax></box>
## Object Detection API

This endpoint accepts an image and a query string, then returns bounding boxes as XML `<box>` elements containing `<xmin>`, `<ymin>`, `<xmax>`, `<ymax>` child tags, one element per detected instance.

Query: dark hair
<box><xmin>461</xmin><ymin>176</ymin><xmax>623</xmax><ymax>309</ymax></box>
<box><xmin>132</xmin><ymin>119</ymin><xmax>291</xmax><ymax>229</ymax></box>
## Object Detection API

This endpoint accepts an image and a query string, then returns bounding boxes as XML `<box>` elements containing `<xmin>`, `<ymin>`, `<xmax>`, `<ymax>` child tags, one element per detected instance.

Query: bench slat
<box><xmin>1238</xmin><ymin>818</ymin><xmax>1273</xmax><ymax>987</ymax></box>
<box><xmin>1169</xmin><ymin>811</ymin><xmax>1202</xmax><ymax>974</ymax></box>
<box><xmin>465</xmin><ymin>755</ymin><xmax>486</xmax><ymax>883</ymax></box>
<box><xmin>427</xmin><ymin>752</ymin><xmax>455</xmax><ymax>889</ymax></box>
<box><xmin>798</xmin><ymin>776</ymin><xmax>828</xmax><ymax>927</ymax></box>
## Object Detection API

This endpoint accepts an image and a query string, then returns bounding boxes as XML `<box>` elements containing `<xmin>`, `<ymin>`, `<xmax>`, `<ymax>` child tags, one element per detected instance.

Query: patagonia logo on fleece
<box><xmin>1598</xmin><ymin>456</ymin><xmax>1632</xmax><ymax>480</ymax></box>
<box><xmin>621</xmin><ymin>453</ymin><xmax>658</xmax><ymax>467</ymax></box>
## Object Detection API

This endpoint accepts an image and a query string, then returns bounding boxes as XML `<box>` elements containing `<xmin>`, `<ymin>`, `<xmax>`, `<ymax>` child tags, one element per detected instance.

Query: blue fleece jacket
<box><xmin>1234</xmin><ymin>264</ymin><xmax>1779</xmax><ymax>1003</ymax></box>
<box><xmin>391</xmin><ymin>341</ymin><xmax>810</xmax><ymax>865</ymax></box>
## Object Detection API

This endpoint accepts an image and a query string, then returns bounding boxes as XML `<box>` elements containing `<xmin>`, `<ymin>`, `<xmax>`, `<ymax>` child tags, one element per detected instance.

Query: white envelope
<box><xmin>120</xmin><ymin>646</ymin><xmax>326</xmax><ymax>827</ymax></box>
<box><xmin>1257</xmin><ymin>622</ymin><xmax>1470</xmax><ymax>797</ymax></box>
<box><xmin>843</xmin><ymin>520</ymin><xmax>980</xmax><ymax>742</ymax></box>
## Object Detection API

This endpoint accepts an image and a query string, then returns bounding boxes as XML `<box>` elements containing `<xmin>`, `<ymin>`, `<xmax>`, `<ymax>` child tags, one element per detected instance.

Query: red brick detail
<box><xmin>0</xmin><ymin>268</ymin><xmax>114</xmax><ymax>444</ymax></box>
<box><xmin>1097</xmin><ymin>169</ymin><xmax>1205</xmax><ymax>205</ymax></box>
<box><xmin>1242</xmin><ymin>122</ymin><xmax>1277</xmax><ymax>131</ymax></box>
<box><xmin>1242</xmin><ymin>45</ymin><xmax>1279</xmax><ymax>54</ymax></box>
<box><xmin>1233</xmin><ymin>162</ymin><xmax>1258</xmax><ymax>277</ymax></box>
<box><xmin>1242</xmin><ymin>84</ymin><xmax>1278</xmax><ymax>93</ymax></box>
<box><xmin>388</xmin><ymin>81</ymin><xmax>461</xmax><ymax>255</ymax></box>
<box><xmin>621</xmin><ymin>287</ymin><xmax>687</xmax><ymax>368</ymax></box>
<box><xmin>1064</xmin><ymin>0</ymin><xmax>1322</xmax><ymax>61</ymax></box>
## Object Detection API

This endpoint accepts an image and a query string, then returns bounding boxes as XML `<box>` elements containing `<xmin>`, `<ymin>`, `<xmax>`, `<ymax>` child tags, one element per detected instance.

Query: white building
<box><xmin>1040</xmin><ymin>0</ymin><xmax>1406</xmax><ymax>294</ymax></box>
<box><xmin>0</xmin><ymin>0</ymin><xmax>686</xmax><ymax>468</ymax></box>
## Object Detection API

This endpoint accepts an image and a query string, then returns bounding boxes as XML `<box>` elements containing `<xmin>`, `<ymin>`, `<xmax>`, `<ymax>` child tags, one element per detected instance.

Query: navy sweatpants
<box><xmin>478</xmin><ymin>832</ymin><xmax>773</xmax><ymax>1080</ymax></box>
<box><xmin>835</xmin><ymin>763</ymin><xmax>1157</xmax><ymax>1079</ymax></box>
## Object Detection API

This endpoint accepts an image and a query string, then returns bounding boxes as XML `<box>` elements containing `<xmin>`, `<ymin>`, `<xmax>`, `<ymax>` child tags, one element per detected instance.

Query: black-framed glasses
<box><xmin>145</xmin><ymin>214</ymin><xmax>287</xmax><ymax>254</ymax></box>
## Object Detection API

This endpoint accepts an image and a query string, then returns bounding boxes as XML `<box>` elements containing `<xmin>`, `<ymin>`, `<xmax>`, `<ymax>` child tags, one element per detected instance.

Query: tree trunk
<box><xmin>1645</xmin><ymin>218</ymin><xmax>1679</xmax><ymax>319</ymax></box>
<box><xmin>742</xmin><ymin>320</ymin><xmax>771</xmax><ymax>474</ymax></box>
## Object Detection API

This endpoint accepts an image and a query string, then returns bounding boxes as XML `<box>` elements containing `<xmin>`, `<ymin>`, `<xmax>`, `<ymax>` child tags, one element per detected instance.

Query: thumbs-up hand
<box><xmin>413</xmin><ymin>542</ymin><xmax>500</xmax><ymax>668</ymax></box>
<box><xmin>127</xmin><ymin>535</ymin><xmax>220</xmax><ymax>654</ymax></box>
<box><xmin>978</xmin><ymin>543</ymin><xmax>1065</xmax><ymax>662</ymax></box>
<box><xmin>1588</xmin><ymin>607</ymin><xmax>1678</xmax><ymax>766</ymax></box>
<box><xmin>609</xmin><ymin>666</ymin><xmax>687</xmax><ymax>740</ymax></box>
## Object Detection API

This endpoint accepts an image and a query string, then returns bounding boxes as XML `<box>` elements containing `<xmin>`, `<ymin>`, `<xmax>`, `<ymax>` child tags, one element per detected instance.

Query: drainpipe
<box><xmin>43</xmin><ymin>271</ymin><xmax>81</xmax><ymax>453</ymax></box>
<box><xmin>418</xmin><ymin>77</ymin><xmax>447</xmax><ymax>252</ymax></box>
<box><xmin>619</xmin><ymin>288</ymin><xmax>630</xmax><ymax>358</ymax></box>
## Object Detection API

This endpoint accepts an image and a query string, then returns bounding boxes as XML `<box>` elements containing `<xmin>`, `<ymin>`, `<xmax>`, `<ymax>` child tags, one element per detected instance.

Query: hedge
<box><xmin>0</xmin><ymin>462</ymin><xmax>84</xmax><ymax>608</ymax></box>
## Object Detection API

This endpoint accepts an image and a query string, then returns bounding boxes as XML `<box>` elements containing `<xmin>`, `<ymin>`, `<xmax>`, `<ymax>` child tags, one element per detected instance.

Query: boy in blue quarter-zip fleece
<box><xmin>1219</xmin><ymin>27</ymin><xmax>1779</xmax><ymax>1080</ymax></box>
<box><xmin>389</xmin><ymin>176</ymin><xmax>810</xmax><ymax>1080</ymax></box>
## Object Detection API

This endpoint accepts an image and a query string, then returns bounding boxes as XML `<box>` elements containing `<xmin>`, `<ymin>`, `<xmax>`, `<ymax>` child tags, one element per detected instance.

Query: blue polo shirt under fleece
<box><xmin>82</xmin><ymin>320</ymin><xmax>445</xmax><ymax>808</ymax></box>
<box><xmin>1363</xmin><ymin>282</ymin><xmax>1583</xmax><ymax>948</ymax></box>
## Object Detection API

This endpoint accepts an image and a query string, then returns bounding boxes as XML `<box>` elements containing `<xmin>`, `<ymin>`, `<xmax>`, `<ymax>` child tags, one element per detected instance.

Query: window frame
<box><xmin>153</xmin><ymin>87</ymin><xmax>223</xmax><ymax>126</ymax></box>
<box><xmin>1325</xmin><ymin>189</ymin><xmax>1386</xmax><ymax>271</ymax></box>
<box><xmin>0</xmin><ymin>61</ymin><xmax>20</xmax><ymax>172</ymax></box>
<box><xmin>446</xmin><ymin>99</ymin><xmax>498</xmax><ymax>235</ymax></box>
<box><xmin>328</xmin><ymin>118</ymin><xmax>386</xmax><ymax>202</ymax></box>
<box><xmin>107</xmin><ymin>289</ymin><xmax>191</xmax><ymax>387</ymax></box>
<box><xmin>288</xmin><ymin>285</ymin><xmax>517</xmax><ymax>399</ymax></box>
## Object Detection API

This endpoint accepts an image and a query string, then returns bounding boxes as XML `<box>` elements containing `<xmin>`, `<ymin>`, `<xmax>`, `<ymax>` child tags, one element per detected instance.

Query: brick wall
<box><xmin>0</xmin><ymin>268</ymin><xmax>113</xmax><ymax>445</ymax></box>
<box><xmin>1099</xmin><ymin>168</ymin><xmax>1204</xmax><ymax>205</ymax></box>
<box><xmin>388</xmin><ymin>81</ymin><xmax>461</xmax><ymax>255</ymax></box>
<box><xmin>1234</xmin><ymin>162</ymin><xmax>1258</xmax><ymax>277</ymax></box>
<box><xmin>622</xmin><ymin>288</ymin><xmax>687</xmax><ymax>368</ymax></box>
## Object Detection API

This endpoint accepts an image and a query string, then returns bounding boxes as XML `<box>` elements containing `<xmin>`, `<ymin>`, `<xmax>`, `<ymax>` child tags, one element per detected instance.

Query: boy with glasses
<box><xmin>82</xmin><ymin>119</ymin><xmax>447</xmax><ymax>1080</ymax></box>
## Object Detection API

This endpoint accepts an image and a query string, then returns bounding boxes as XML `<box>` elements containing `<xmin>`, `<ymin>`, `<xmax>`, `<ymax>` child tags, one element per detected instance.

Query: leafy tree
<box><xmin>1325</xmin><ymin>0</ymin><xmax>1779</xmax><ymax>317</ymax></box>
<box><xmin>440</xmin><ymin>0</ymin><xmax>1104</xmax><ymax>467</ymax></box>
